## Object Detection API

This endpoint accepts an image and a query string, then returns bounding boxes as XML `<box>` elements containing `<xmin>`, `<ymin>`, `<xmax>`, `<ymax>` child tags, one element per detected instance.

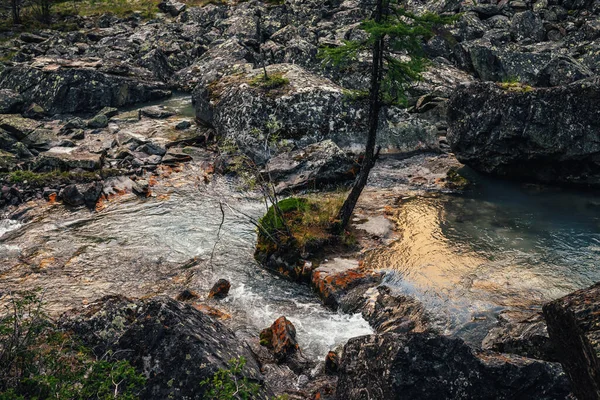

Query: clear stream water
<box><xmin>0</xmin><ymin>171</ymin><xmax>372</xmax><ymax>360</ymax></box>
<box><xmin>366</xmin><ymin>168</ymin><xmax>600</xmax><ymax>342</ymax></box>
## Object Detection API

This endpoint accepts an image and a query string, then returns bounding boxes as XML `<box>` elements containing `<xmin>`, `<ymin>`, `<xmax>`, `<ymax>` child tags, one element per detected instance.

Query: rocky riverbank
<box><xmin>2</xmin><ymin>0</ymin><xmax>600</xmax><ymax>397</ymax></box>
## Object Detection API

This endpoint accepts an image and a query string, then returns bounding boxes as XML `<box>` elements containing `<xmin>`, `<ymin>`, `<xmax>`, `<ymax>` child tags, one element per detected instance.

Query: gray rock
<box><xmin>59</xmin><ymin>182</ymin><xmax>103</xmax><ymax>208</ymax></box>
<box><xmin>0</xmin><ymin>61</ymin><xmax>171</xmax><ymax>114</ymax></box>
<box><xmin>22</xmin><ymin>103</ymin><xmax>46</xmax><ymax>119</ymax></box>
<box><xmin>482</xmin><ymin>312</ymin><xmax>557</xmax><ymax>361</ymax></box>
<box><xmin>175</xmin><ymin>120</ymin><xmax>191</xmax><ymax>130</ymax></box>
<box><xmin>158</xmin><ymin>0</ymin><xmax>186</xmax><ymax>16</ymax></box>
<box><xmin>447</xmin><ymin>79</ymin><xmax>600</xmax><ymax>186</ymax></box>
<box><xmin>511</xmin><ymin>11</ymin><xmax>545</xmax><ymax>43</ymax></box>
<box><xmin>139</xmin><ymin>105</ymin><xmax>176</xmax><ymax>119</ymax></box>
<box><xmin>136</xmin><ymin>142</ymin><xmax>167</xmax><ymax>156</ymax></box>
<box><xmin>0</xmin><ymin>89</ymin><xmax>23</xmax><ymax>114</ymax></box>
<box><xmin>337</xmin><ymin>332</ymin><xmax>571</xmax><ymax>399</ymax></box>
<box><xmin>195</xmin><ymin>64</ymin><xmax>438</xmax><ymax>163</ymax></box>
<box><xmin>61</xmin><ymin>296</ymin><xmax>268</xmax><ymax>400</ymax></box>
<box><xmin>87</xmin><ymin>114</ymin><xmax>109</xmax><ymax>129</ymax></box>
<box><xmin>263</xmin><ymin>140</ymin><xmax>358</xmax><ymax>193</ymax></box>
<box><xmin>543</xmin><ymin>282</ymin><xmax>600</xmax><ymax>400</ymax></box>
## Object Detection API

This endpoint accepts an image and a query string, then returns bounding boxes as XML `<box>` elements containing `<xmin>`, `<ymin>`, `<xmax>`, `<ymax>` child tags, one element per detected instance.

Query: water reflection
<box><xmin>366</xmin><ymin>173</ymin><xmax>600</xmax><ymax>337</ymax></box>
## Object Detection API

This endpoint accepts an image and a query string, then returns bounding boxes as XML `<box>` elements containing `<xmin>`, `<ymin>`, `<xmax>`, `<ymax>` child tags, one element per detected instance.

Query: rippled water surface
<box><xmin>366</xmin><ymin>169</ymin><xmax>600</xmax><ymax>339</ymax></box>
<box><xmin>0</xmin><ymin>171</ymin><xmax>371</xmax><ymax>359</ymax></box>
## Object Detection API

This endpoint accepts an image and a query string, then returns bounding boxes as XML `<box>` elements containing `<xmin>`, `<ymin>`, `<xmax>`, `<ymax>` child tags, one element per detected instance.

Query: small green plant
<box><xmin>0</xmin><ymin>290</ymin><xmax>146</xmax><ymax>399</ymax></box>
<box><xmin>1</xmin><ymin>169</ymin><xmax>122</xmax><ymax>187</ymax></box>
<box><xmin>200</xmin><ymin>357</ymin><xmax>261</xmax><ymax>400</ymax></box>
<box><xmin>249</xmin><ymin>72</ymin><xmax>290</xmax><ymax>90</ymax></box>
<box><xmin>342</xmin><ymin>89</ymin><xmax>370</xmax><ymax>102</ymax></box>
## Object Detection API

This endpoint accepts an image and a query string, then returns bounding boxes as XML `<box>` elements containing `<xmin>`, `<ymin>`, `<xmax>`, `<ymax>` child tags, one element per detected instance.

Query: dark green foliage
<box><xmin>0</xmin><ymin>290</ymin><xmax>146</xmax><ymax>399</ymax></box>
<box><xmin>200</xmin><ymin>357</ymin><xmax>261</xmax><ymax>400</ymax></box>
<box><xmin>319</xmin><ymin>2</ymin><xmax>454</xmax><ymax>106</ymax></box>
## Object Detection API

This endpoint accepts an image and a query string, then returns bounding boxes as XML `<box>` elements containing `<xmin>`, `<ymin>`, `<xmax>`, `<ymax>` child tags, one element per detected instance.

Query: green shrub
<box><xmin>200</xmin><ymin>357</ymin><xmax>261</xmax><ymax>400</ymax></box>
<box><xmin>0</xmin><ymin>290</ymin><xmax>146</xmax><ymax>399</ymax></box>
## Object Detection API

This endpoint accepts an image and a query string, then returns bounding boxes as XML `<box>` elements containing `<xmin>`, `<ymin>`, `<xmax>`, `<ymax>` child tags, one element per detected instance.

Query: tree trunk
<box><xmin>334</xmin><ymin>0</ymin><xmax>386</xmax><ymax>233</ymax></box>
<box><xmin>11</xmin><ymin>0</ymin><xmax>20</xmax><ymax>24</ymax></box>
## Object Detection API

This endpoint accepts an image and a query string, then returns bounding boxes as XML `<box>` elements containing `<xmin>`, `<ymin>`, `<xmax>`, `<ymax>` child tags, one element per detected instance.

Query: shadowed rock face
<box><xmin>0</xmin><ymin>62</ymin><xmax>171</xmax><ymax>115</ymax></box>
<box><xmin>543</xmin><ymin>282</ymin><xmax>600</xmax><ymax>400</ymax></box>
<box><xmin>336</xmin><ymin>332</ymin><xmax>571</xmax><ymax>400</ymax></box>
<box><xmin>61</xmin><ymin>296</ymin><xmax>267</xmax><ymax>400</ymax></box>
<box><xmin>447</xmin><ymin>79</ymin><xmax>600</xmax><ymax>186</ymax></box>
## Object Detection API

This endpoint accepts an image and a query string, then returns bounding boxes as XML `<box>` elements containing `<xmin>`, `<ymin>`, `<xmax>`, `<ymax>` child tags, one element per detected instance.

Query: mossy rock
<box><xmin>254</xmin><ymin>196</ymin><xmax>344</xmax><ymax>281</ymax></box>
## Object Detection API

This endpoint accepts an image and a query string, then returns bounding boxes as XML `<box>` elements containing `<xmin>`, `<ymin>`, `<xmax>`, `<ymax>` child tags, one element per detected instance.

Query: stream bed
<box><xmin>0</xmin><ymin>168</ymin><xmax>372</xmax><ymax>360</ymax></box>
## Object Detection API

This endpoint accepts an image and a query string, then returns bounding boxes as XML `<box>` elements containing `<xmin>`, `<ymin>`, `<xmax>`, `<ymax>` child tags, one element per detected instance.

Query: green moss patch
<box><xmin>1</xmin><ymin>169</ymin><xmax>123</xmax><ymax>187</ymax></box>
<box><xmin>249</xmin><ymin>72</ymin><xmax>290</xmax><ymax>90</ymax></box>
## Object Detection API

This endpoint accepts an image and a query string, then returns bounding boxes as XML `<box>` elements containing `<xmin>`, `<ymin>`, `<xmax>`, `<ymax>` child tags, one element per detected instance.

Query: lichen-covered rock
<box><xmin>260</xmin><ymin>316</ymin><xmax>300</xmax><ymax>362</ymax></box>
<box><xmin>336</xmin><ymin>332</ymin><xmax>571</xmax><ymax>400</ymax></box>
<box><xmin>0</xmin><ymin>89</ymin><xmax>24</xmax><ymax>114</ymax></box>
<box><xmin>543</xmin><ymin>282</ymin><xmax>600</xmax><ymax>400</ymax></box>
<box><xmin>61</xmin><ymin>296</ymin><xmax>266</xmax><ymax>400</ymax></box>
<box><xmin>0</xmin><ymin>60</ymin><xmax>171</xmax><ymax>114</ymax></box>
<box><xmin>311</xmin><ymin>258</ymin><xmax>382</xmax><ymax>310</ymax></box>
<box><xmin>447</xmin><ymin>79</ymin><xmax>600</xmax><ymax>186</ymax></box>
<box><xmin>194</xmin><ymin>64</ymin><xmax>438</xmax><ymax>163</ymax></box>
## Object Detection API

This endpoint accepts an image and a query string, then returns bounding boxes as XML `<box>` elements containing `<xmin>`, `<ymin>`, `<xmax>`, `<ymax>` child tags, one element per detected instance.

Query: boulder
<box><xmin>208</xmin><ymin>278</ymin><xmax>231</xmax><ymax>299</ymax></box>
<box><xmin>311</xmin><ymin>258</ymin><xmax>382</xmax><ymax>311</ymax></box>
<box><xmin>447</xmin><ymin>79</ymin><xmax>600</xmax><ymax>186</ymax></box>
<box><xmin>482</xmin><ymin>311</ymin><xmax>557</xmax><ymax>361</ymax></box>
<box><xmin>510</xmin><ymin>11</ymin><xmax>545</xmax><ymax>43</ymax></box>
<box><xmin>0</xmin><ymin>61</ymin><xmax>171</xmax><ymax>114</ymax></box>
<box><xmin>361</xmin><ymin>286</ymin><xmax>430</xmax><ymax>334</ymax></box>
<box><xmin>336</xmin><ymin>332</ymin><xmax>571</xmax><ymax>399</ymax></box>
<box><xmin>61</xmin><ymin>296</ymin><xmax>266</xmax><ymax>400</ymax></box>
<box><xmin>259</xmin><ymin>316</ymin><xmax>300</xmax><ymax>362</ymax></box>
<box><xmin>158</xmin><ymin>0</ymin><xmax>186</xmax><ymax>16</ymax></box>
<box><xmin>263</xmin><ymin>140</ymin><xmax>359</xmax><ymax>193</ymax></box>
<box><xmin>194</xmin><ymin>64</ymin><xmax>438</xmax><ymax>163</ymax></box>
<box><xmin>0</xmin><ymin>89</ymin><xmax>24</xmax><ymax>114</ymax></box>
<box><xmin>87</xmin><ymin>114</ymin><xmax>109</xmax><ymax>129</ymax></box>
<box><xmin>22</xmin><ymin>103</ymin><xmax>46</xmax><ymax>119</ymax></box>
<box><xmin>59</xmin><ymin>182</ymin><xmax>103</xmax><ymax>208</ymax></box>
<box><xmin>543</xmin><ymin>282</ymin><xmax>600</xmax><ymax>400</ymax></box>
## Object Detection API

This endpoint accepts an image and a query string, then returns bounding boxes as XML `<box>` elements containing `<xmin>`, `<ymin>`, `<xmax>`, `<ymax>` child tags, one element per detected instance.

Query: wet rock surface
<box><xmin>208</xmin><ymin>278</ymin><xmax>231</xmax><ymax>299</ymax></box>
<box><xmin>543</xmin><ymin>282</ymin><xmax>600</xmax><ymax>400</ymax></box>
<box><xmin>482</xmin><ymin>311</ymin><xmax>557</xmax><ymax>362</ymax></box>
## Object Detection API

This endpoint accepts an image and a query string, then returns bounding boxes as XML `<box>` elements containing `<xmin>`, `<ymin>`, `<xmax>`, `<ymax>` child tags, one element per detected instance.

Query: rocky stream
<box><xmin>1</xmin><ymin>0</ymin><xmax>600</xmax><ymax>397</ymax></box>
